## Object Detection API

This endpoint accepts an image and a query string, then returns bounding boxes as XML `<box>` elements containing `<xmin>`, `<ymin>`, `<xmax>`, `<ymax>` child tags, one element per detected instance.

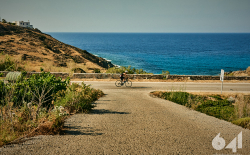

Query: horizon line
<box><xmin>44</xmin><ymin>32</ymin><xmax>250</xmax><ymax>34</ymax></box>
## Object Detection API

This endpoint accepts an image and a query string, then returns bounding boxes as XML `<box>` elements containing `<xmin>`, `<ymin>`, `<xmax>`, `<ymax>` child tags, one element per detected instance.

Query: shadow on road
<box><xmin>97</xmin><ymin>100</ymin><xmax>116</xmax><ymax>101</ymax></box>
<box><xmin>63</xmin><ymin>126</ymin><xmax>103</xmax><ymax>136</ymax></box>
<box><xmin>63</xmin><ymin>130</ymin><xmax>103</xmax><ymax>136</ymax></box>
<box><xmin>114</xmin><ymin>87</ymin><xmax>152</xmax><ymax>89</ymax></box>
<box><xmin>91</xmin><ymin>109</ymin><xmax>130</xmax><ymax>115</ymax></box>
<box><xmin>130</xmin><ymin>87</ymin><xmax>152</xmax><ymax>89</ymax></box>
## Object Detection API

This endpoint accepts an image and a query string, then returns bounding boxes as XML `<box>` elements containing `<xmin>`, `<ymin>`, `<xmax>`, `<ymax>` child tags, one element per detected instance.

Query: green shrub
<box><xmin>54</xmin><ymin>82</ymin><xmax>104</xmax><ymax>113</ymax></box>
<box><xmin>162</xmin><ymin>70</ymin><xmax>170</xmax><ymax>79</ymax></box>
<box><xmin>151</xmin><ymin>91</ymin><xmax>250</xmax><ymax>129</ymax></box>
<box><xmin>0</xmin><ymin>72</ymin><xmax>104</xmax><ymax>146</ymax></box>
<box><xmin>38</xmin><ymin>35</ymin><xmax>46</xmax><ymax>41</ymax></box>
<box><xmin>232</xmin><ymin>117</ymin><xmax>250</xmax><ymax>129</ymax></box>
<box><xmin>163</xmin><ymin>92</ymin><xmax>190</xmax><ymax>106</ymax></box>
<box><xmin>196</xmin><ymin>105</ymin><xmax>235</xmax><ymax>121</ymax></box>
<box><xmin>0</xmin><ymin>71</ymin><xmax>70</xmax><ymax>108</ymax></box>
<box><xmin>0</xmin><ymin>55</ymin><xmax>24</xmax><ymax>71</ymax></box>
<box><xmin>209</xmin><ymin>95</ymin><xmax>223</xmax><ymax>101</ymax></box>
<box><xmin>25</xmin><ymin>71</ymin><xmax>70</xmax><ymax>109</ymax></box>
<box><xmin>94</xmin><ymin>68</ymin><xmax>100</xmax><ymax>73</ymax></box>
<box><xmin>106</xmin><ymin>65</ymin><xmax>152</xmax><ymax>74</ymax></box>
<box><xmin>0</xmin><ymin>55</ymin><xmax>16</xmax><ymax>71</ymax></box>
<box><xmin>196</xmin><ymin>100</ymin><xmax>232</xmax><ymax>109</ymax></box>
<box><xmin>195</xmin><ymin>99</ymin><xmax>235</xmax><ymax>121</ymax></box>
<box><xmin>159</xmin><ymin>91</ymin><xmax>235</xmax><ymax>121</ymax></box>
<box><xmin>0</xmin><ymin>80</ymin><xmax>5</xmax><ymax>106</ymax></box>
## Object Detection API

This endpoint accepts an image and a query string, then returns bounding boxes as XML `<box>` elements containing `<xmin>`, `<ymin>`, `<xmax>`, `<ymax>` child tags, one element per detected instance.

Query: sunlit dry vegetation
<box><xmin>0</xmin><ymin>70</ymin><xmax>104</xmax><ymax>146</ymax></box>
<box><xmin>151</xmin><ymin>91</ymin><xmax>250</xmax><ymax>129</ymax></box>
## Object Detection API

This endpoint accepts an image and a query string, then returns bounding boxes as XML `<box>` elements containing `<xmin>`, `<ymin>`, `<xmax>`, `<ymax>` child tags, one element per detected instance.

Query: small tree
<box><xmin>2</xmin><ymin>19</ymin><xmax>7</xmax><ymax>23</ymax></box>
<box><xmin>94</xmin><ymin>68</ymin><xmax>100</xmax><ymax>73</ymax></box>
<box><xmin>162</xmin><ymin>70</ymin><xmax>170</xmax><ymax>79</ymax></box>
<box><xmin>162</xmin><ymin>70</ymin><xmax>170</xmax><ymax>75</ymax></box>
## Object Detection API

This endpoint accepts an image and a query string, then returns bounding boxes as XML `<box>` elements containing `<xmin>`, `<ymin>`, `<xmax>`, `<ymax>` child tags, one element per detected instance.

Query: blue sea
<box><xmin>47</xmin><ymin>33</ymin><xmax>250</xmax><ymax>75</ymax></box>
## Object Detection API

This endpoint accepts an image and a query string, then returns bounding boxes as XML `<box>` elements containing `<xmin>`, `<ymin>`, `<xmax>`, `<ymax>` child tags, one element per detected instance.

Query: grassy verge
<box><xmin>0</xmin><ymin>71</ymin><xmax>104</xmax><ymax>147</ymax></box>
<box><xmin>150</xmin><ymin>91</ymin><xmax>250</xmax><ymax>129</ymax></box>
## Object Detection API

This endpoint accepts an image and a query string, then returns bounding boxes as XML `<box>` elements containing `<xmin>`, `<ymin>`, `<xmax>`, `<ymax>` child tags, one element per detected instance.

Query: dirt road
<box><xmin>1</xmin><ymin>81</ymin><xmax>250</xmax><ymax>154</ymax></box>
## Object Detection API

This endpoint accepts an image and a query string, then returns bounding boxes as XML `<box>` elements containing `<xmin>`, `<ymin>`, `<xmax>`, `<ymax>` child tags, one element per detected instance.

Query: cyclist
<box><xmin>120</xmin><ymin>70</ymin><xmax>128</xmax><ymax>84</ymax></box>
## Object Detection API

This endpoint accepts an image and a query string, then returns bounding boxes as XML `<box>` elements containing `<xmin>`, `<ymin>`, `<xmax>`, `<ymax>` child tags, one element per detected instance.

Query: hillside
<box><xmin>225</xmin><ymin>66</ymin><xmax>250</xmax><ymax>76</ymax></box>
<box><xmin>0</xmin><ymin>22</ymin><xmax>114</xmax><ymax>73</ymax></box>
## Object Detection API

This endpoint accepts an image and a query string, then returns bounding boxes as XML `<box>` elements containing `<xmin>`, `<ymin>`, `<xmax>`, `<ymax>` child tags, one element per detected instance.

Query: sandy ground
<box><xmin>1</xmin><ymin>81</ymin><xmax>250</xmax><ymax>154</ymax></box>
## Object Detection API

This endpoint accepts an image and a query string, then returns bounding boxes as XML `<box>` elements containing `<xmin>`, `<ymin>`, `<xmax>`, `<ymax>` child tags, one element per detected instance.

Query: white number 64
<box><xmin>212</xmin><ymin>131</ymin><xmax>242</xmax><ymax>153</ymax></box>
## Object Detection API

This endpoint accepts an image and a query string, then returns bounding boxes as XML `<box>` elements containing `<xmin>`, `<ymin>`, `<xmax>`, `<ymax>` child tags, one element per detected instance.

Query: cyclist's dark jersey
<box><xmin>120</xmin><ymin>73</ymin><xmax>124</xmax><ymax>80</ymax></box>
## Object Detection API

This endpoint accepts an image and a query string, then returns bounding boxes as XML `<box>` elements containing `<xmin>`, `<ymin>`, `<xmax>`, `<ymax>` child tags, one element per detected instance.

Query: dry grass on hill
<box><xmin>0</xmin><ymin>23</ymin><xmax>113</xmax><ymax>74</ymax></box>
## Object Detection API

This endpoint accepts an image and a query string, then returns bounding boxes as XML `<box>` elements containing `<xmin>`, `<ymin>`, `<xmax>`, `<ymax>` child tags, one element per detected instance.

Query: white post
<box><xmin>220</xmin><ymin>69</ymin><xmax>224</xmax><ymax>94</ymax></box>
<box><xmin>221</xmin><ymin>80</ymin><xmax>223</xmax><ymax>94</ymax></box>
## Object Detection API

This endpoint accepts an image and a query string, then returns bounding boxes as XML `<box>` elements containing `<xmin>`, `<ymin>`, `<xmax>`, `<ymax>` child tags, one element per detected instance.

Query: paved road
<box><xmin>82</xmin><ymin>81</ymin><xmax>250</xmax><ymax>93</ymax></box>
<box><xmin>1</xmin><ymin>81</ymin><xmax>250</xmax><ymax>154</ymax></box>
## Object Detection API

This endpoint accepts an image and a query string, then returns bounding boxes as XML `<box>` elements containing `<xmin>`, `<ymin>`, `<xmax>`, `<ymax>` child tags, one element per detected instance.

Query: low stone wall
<box><xmin>72</xmin><ymin>73</ymin><xmax>164</xmax><ymax>80</ymax></box>
<box><xmin>0</xmin><ymin>71</ymin><xmax>69</xmax><ymax>79</ymax></box>
<box><xmin>224</xmin><ymin>76</ymin><xmax>250</xmax><ymax>80</ymax></box>
<box><xmin>167</xmin><ymin>75</ymin><xmax>250</xmax><ymax>80</ymax></box>
<box><xmin>1</xmin><ymin>71</ymin><xmax>250</xmax><ymax>81</ymax></box>
<box><xmin>26</xmin><ymin>72</ymin><xmax>69</xmax><ymax>79</ymax></box>
<box><xmin>73</xmin><ymin>73</ymin><xmax>120</xmax><ymax>79</ymax></box>
<box><xmin>73</xmin><ymin>73</ymin><xmax>250</xmax><ymax>81</ymax></box>
<box><xmin>168</xmin><ymin>75</ymin><xmax>220</xmax><ymax>80</ymax></box>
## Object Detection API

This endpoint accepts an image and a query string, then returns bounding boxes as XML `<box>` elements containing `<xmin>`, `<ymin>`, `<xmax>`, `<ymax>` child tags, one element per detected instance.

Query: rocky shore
<box><xmin>225</xmin><ymin>66</ymin><xmax>250</xmax><ymax>76</ymax></box>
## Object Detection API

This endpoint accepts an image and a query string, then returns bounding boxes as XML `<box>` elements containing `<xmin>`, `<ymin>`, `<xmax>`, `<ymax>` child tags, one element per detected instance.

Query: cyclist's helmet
<box><xmin>125</xmin><ymin>70</ymin><xmax>128</xmax><ymax>73</ymax></box>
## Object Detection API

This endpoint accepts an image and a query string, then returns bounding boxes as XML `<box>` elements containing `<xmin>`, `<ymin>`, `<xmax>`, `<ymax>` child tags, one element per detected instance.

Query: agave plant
<box><xmin>5</xmin><ymin>72</ymin><xmax>21</xmax><ymax>82</ymax></box>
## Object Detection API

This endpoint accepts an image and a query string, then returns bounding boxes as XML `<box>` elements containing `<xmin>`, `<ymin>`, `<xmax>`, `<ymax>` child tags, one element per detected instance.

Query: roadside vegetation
<box><xmin>106</xmin><ymin>65</ymin><xmax>152</xmax><ymax>74</ymax></box>
<box><xmin>0</xmin><ymin>69</ymin><xmax>104</xmax><ymax>147</ymax></box>
<box><xmin>162</xmin><ymin>70</ymin><xmax>170</xmax><ymax>79</ymax></box>
<box><xmin>151</xmin><ymin>91</ymin><xmax>250</xmax><ymax>129</ymax></box>
<box><xmin>0</xmin><ymin>54</ymin><xmax>24</xmax><ymax>72</ymax></box>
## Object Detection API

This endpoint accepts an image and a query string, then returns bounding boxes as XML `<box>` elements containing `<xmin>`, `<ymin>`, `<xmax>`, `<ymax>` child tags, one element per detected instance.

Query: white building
<box><xmin>12</xmin><ymin>21</ymin><xmax>33</xmax><ymax>28</ymax></box>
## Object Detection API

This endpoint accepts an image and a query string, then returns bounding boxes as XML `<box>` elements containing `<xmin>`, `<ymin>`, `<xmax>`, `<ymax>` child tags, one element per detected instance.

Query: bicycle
<box><xmin>115</xmin><ymin>79</ymin><xmax>132</xmax><ymax>87</ymax></box>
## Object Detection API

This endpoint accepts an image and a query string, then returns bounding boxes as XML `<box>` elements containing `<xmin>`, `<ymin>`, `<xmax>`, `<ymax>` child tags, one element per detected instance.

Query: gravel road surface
<box><xmin>1</xmin><ymin>81</ymin><xmax>250</xmax><ymax>154</ymax></box>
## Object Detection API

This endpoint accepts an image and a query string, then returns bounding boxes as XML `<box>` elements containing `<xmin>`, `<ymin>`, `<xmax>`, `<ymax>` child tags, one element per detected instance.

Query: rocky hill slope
<box><xmin>225</xmin><ymin>66</ymin><xmax>250</xmax><ymax>76</ymax></box>
<box><xmin>0</xmin><ymin>23</ymin><xmax>114</xmax><ymax>73</ymax></box>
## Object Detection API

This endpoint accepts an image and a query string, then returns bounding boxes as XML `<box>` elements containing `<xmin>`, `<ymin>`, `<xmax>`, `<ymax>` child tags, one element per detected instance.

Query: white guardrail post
<box><xmin>220</xmin><ymin>69</ymin><xmax>224</xmax><ymax>94</ymax></box>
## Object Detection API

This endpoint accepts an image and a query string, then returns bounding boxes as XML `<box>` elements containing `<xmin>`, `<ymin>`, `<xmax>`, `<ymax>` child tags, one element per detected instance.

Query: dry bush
<box><xmin>150</xmin><ymin>91</ymin><xmax>165</xmax><ymax>98</ymax></box>
<box><xmin>232</xmin><ymin>94</ymin><xmax>250</xmax><ymax>129</ymax></box>
<box><xmin>0</xmin><ymin>105</ymin><xmax>67</xmax><ymax>147</ymax></box>
<box><xmin>234</xmin><ymin>94</ymin><xmax>247</xmax><ymax>118</ymax></box>
<box><xmin>0</xmin><ymin>54</ymin><xmax>24</xmax><ymax>71</ymax></box>
<box><xmin>41</xmin><ymin>60</ymin><xmax>54</xmax><ymax>72</ymax></box>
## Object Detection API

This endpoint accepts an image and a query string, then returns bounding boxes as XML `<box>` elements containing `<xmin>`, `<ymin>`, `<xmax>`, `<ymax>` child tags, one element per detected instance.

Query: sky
<box><xmin>0</xmin><ymin>0</ymin><xmax>250</xmax><ymax>33</ymax></box>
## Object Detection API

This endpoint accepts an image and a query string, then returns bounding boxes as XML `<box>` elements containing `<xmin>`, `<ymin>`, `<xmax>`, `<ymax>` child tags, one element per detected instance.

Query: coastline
<box><xmin>47</xmin><ymin>32</ymin><xmax>250</xmax><ymax>75</ymax></box>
